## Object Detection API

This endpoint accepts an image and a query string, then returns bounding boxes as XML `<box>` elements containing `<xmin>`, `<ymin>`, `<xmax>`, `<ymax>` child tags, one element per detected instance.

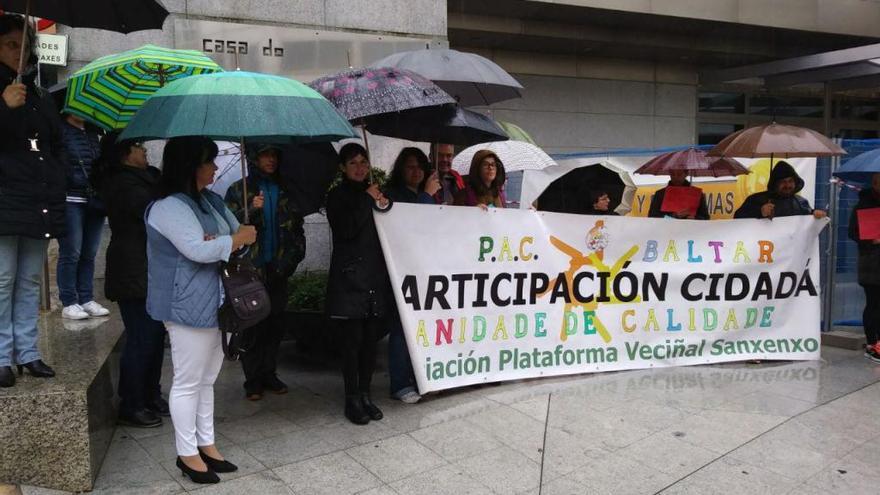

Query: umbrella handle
<box><xmin>360</xmin><ymin>123</ymin><xmax>374</xmax><ymax>184</ymax></box>
<box><xmin>240</xmin><ymin>137</ymin><xmax>249</xmax><ymax>224</ymax></box>
<box><xmin>14</xmin><ymin>0</ymin><xmax>31</xmax><ymax>83</ymax></box>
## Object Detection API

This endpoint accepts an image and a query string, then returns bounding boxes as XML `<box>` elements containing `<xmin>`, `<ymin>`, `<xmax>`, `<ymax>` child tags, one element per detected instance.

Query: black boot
<box><xmin>360</xmin><ymin>393</ymin><xmax>383</xmax><ymax>421</ymax></box>
<box><xmin>344</xmin><ymin>394</ymin><xmax>370</xmax><ymax>425</ymax></box>
<box><xmin>0</xmin><ymin>366</ymin><xmax>14</xmax><ymax>387</ymax></box>
<box><xmin>119</xmin><ymin>409</ymin><xmax>162</xmax><ymax>428</ymax></box>
<box><xmin>17</xmin><ymin>359</ymin><xmax>55</xmax><ymax>378</ymax></box>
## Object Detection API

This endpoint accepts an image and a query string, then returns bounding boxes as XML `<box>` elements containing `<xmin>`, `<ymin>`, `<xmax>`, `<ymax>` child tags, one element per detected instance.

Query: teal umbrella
<box><xmin>121</xmin><ymin>71</ymin><xmax>358</xmax><ymax>221</ymax></box>
<box><xmin>64</xmin><ymin>44</ymin><xmax>223</xmax><ymax>131</ymax></box>
<box><xmin>121</xmin><ymin>71</ymin><xmax>357</xmax><ymax>143</ymax></box>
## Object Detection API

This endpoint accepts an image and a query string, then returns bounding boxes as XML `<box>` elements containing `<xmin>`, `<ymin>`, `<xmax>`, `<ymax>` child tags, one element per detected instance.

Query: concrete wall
<box><xmin>535</xmin><ymin>0</ymin><xmax>880</xmax><ymax>38</ymax></box>
<box><xmin>462</xmin><ymin>48</ymin><xmax>697</xmax><ymax>153</ymax></box>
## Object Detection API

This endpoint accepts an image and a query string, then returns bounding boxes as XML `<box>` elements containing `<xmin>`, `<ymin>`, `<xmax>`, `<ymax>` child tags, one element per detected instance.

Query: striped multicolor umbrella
<box><xmin>64</xmin><ymin>44</ymin><xmax>223</xmax><ymax>131</ymax></box>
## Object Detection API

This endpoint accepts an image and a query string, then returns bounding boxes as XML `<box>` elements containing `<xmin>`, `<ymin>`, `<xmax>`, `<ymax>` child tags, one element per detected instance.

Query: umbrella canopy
<box><xmin>0</xmin><ymin>0</ymin><xmax>168</xmax><ymax>33</ymax></box>
<box><xmin>536</xmin><ymin>163</ymin><xmax>636</xmax><ymax>215</ymax></box>
<box><xmin>64</xmin><ymin>44</ymin><xmax>223</xmax><ymax>131</ymax></box>
<box><xmin>120</xmin><ymin>71</ymin><xmax>357</xmax><ymax>143</ymax></box>
<box><xmin>497</xmin><ymin>120</ymin><xmax>536</xmax><ymax>145</ymax></box>
<box><xmin>634</xmin><ymin>147</ymin><xmax>750</xmax><ymax>177</ymax></box>
<box><xmin>707</xmin><ymin>122</ymin><xmax>845</xmax><ymax>158</ymax></box>
<box><xmin>308</xmin><ymin>67</ymin><xmax>455</xmax><ymax>123</ymax></box>
<box><xmin>833</xmin><ymin>148</ymin><xmax>880</xmax><ymax>186</ymax></box>
<box><xmin>452</xmin><ymin>141</ymin><xmax>556</xmax><ymax>174</ymax></box>
<box><xmin>365</xmin><ymin>105</ymin><xmax>508</xmax><ymax>146</ymax></box>
<box><xmin>369</xmin><ymin>48</ymin><xmax>523</xmax><ymax>106</ymax></box>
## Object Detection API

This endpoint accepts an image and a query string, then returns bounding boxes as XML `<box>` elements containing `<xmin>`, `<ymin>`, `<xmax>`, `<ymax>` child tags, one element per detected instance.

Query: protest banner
<box><xmin>375</xmin><ymin>205</ymin><xmax>828</xmax><ymax>393</ymax></box>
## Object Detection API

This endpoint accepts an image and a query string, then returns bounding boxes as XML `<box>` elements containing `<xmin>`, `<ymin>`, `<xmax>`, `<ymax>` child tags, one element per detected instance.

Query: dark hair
<box><xmin>0</xmin><ymin>14</ymin><xmax>37</xmax><ymax>70</ymax></box>
<box><xmin>388</xmin><ymin>147</ymin><xmax>430</xmax><ymax>190</ymax></box>
<box><xmin>159</xmin><ymin>136</ymin><xmax>219</xmax><ymax>205</ymax></box>
<box><xmin>467</xmin><ymin>149</ymin><xmax>506</xmax><ymax>197</ymax></box>
<box><xmin>92</xmin><ymin>131</ymin><xmax>138</xmax><ymax>191</ymax></box>
<box><xmin>590</xmin><ymin>189</ymin><xmax>609</xmax><ymax>206</ymax></box>
<box><xmin>339</xmin><ymin>142</ymin><xmax>368</xmax><ymax>166</ymax></box>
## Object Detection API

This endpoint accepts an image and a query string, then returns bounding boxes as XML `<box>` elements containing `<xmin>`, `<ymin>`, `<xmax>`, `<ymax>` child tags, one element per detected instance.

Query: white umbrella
<box><xmin>452</xmin><ymin>141</ymin><xmax>556</xmax><ymax>174</ymax></box>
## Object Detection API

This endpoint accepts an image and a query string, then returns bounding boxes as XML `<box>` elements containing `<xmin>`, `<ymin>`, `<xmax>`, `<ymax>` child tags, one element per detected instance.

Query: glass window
<box><xmin>750</xmin><ymin>95</ymin><xmax>824</xmax><ymax>118</ymax></box>
<box><xmin>698</xmin><ymin>123</ymin><xmax>744</xmax><ymax>145</ymax></box>
<box><xmin>835</xmin><ymin>99</ymin><xmax>880</xmax><ymax>121</ymax></box>
<box><xmin>698</xmin><ymin>92</ymin><xmax>745</xmax><ymax>114</ymax></box>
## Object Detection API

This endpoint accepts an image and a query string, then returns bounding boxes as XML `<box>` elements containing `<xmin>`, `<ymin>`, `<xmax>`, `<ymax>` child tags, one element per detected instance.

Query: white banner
<box><xmin>375</xmin><ymin>204</ymin><xmax>828</xmax><ymax>393</ymax></box>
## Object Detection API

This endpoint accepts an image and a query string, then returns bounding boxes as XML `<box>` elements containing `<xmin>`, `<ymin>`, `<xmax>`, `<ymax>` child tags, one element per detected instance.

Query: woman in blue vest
<box><xmin>146</xmin><ymin>136</ymin><xmax>256</xmax><ymax>484</ymax></box>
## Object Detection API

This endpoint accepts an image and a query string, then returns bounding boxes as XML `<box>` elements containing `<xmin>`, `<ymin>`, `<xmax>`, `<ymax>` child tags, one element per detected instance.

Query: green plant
<box><xmin>286</xmin><ymin>271</ymin><xmax>329</xmax><ymax>312</ymax></box>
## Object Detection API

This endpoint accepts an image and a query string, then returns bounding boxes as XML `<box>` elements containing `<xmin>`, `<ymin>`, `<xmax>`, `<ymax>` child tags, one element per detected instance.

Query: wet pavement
<box><xmin>20</xmin><ymin>342</ymin><xmax>880</xmax><ymax>495</ymax></box>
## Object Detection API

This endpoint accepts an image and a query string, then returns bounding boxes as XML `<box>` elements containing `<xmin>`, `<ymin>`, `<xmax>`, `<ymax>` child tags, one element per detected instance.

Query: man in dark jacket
<box><xmin>734</xmin><ymin>161</ymin><xmax>827</xmax><ymax>220</ymax></box>
<box><xmin>848</xmin><ymin>173</ymin><xmax>880</xmax><ymax>362</ymax></box>
<box><xmin>0</xmin><ymin>14</ymin><xmax>64</xmax><ymax>387</ymax></box>
<box><xmin>648</xmin><ymin>169</ymin><xmax>710</xmax><ymax>220</ymax></box>
<box><xmin>225</xmin><ymin>145</ymin><xmax>306</xmax><ymax>401</ymax></box>
<box><xmin>101</xmin><ymin>135</ymin><xmax>167</xmax><ymax>427</ymax></box>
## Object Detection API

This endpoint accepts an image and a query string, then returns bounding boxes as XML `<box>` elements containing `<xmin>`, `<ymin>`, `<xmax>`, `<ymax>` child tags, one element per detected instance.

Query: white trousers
<box><xmin>166</xmin><ymin>321</ymin><xmax>224</xmax><ymax>456</ymax></box>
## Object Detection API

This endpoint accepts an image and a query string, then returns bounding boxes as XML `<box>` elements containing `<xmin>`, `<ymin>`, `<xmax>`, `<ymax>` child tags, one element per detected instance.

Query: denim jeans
<box><xmin>56</xmin><ymin>202</ymin><xmax>105</xmax><ymax>306</ymax></box>
<box><xmin>388</xmin><ymin>309</ymin><xmax>417</xmax><ymax>395</ymax></box>
<box><xmin>118</xmin><ymin>299</ymin><xmax>167</xmax><ymax>415</ymax></box>
<box><xmin>0</xmin><ymin>236</ymin><xmax>48</xmax><ymax>367</ymax></box>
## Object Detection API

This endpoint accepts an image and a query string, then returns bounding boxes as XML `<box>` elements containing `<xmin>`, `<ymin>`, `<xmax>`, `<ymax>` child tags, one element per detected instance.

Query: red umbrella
<box><xmin>634</xmin><ymin>148</ymin><xmax>750</xmax><ymax>177</ymax></box>
<box><xmin>706</xmin><ymin>122</ymin><xmax>845</xmax><ymax>159</ymax></box>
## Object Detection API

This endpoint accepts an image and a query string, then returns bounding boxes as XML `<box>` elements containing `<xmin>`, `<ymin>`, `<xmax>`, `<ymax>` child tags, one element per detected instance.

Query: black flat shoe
<box><xmin>17</xmin><ymin>360</ymin><xmax>55</xmax><ymax>378</ymax></box>
<box><xmin>360</xmin><ymin>394</ymin><xmax>384</xmax><ymax>421</ymax></box>
<box><xmin>199</xmin><ymin>450</ymin><xmax>238</xmax><ymax>473</ymax></box>
<box><xmin>146</xmin><ymin>396</ymin><xmax>170</xmax><ymax>417</ymax></box>
<box><xmin>0</xmin><ymin>366</ymin><xmax>14</xmax><ymax>387</ymax></box>
<box><xmin>344</xmin><ymin>395</ymin><xmax>370</xmax><ymax>425</ymax></box>
<box><xmin>176</xmin><ymin>457</ymin><xmax>219</xmax><ymax>484</ymax></box>
<box><xmin>263</xmin><ymin>375</ymin><xmax>288</xmax><ymax>394</ymax></box>
<box><xmin>118</xmin><ymin>409</ymin><xmax>162</xmax><ymax>428</ymax></box>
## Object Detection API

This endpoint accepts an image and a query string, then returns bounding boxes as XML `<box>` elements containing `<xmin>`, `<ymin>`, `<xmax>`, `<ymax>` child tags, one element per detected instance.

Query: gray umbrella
<box><xmin>365</xmin><ymin>105</ymin><xmax>509</xmax><ymax>146</ymax></box>
<box><xmin>369</xmin><ymin>49</ymin><xmax>523</xmax><ymax>106</ymax></box>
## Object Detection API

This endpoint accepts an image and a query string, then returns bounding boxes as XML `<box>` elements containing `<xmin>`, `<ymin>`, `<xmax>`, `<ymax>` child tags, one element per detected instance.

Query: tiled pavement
<box><xmin>20</xmin><ymin>344</ymin><xmax>880</xmax><ymax>495</ymax></box>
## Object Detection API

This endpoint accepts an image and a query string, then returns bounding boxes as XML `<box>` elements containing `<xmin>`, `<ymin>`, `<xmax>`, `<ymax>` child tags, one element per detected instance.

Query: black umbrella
<box><xmin>276</xmin><ymin>142</ymin><xmax>339</xmax><ymax>216</ymax></box>
<box><xmin>365</xmin><ymin>105</ymin><xmax>508</xmax><ymax>146</ymax></box>
<box><xmin>1</xmin><ymin>0</ymin><xmax>168</xmax><ymax>77</ymax></box>
<box><xmin>537</xmin><ymin>164</ymin><xmax>627</xmax><ymax>215</ymax></box>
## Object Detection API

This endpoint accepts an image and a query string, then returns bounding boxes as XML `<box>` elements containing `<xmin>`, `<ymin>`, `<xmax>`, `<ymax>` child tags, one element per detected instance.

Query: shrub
<box><xmin>286</xmin><ymin>270</ymin><xmax>328</xmax><ymax>312</ymax></box>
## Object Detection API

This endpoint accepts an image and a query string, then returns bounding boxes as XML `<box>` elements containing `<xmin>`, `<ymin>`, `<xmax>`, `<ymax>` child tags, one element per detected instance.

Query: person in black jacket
<box><xmin>0</xmin><ymin>14</ymin><xmax>62</xmax><ymax>387</ymax></box>
<box><xmin>326</xmin><ymin>143</ymin><xmax>392</xmax><ymax>425</ymax></box>
<box><xmin>585</xmin><ymin>190</ymin><xmax>619</xmax><ymax>216</ymax></box>
<box><xmin>848</xmin><ymin>173</ymin><xmax>880</xmax><ymax>363</ymax></box>
<box><xmin>56</xmin><ymin>110</ymin><xmax>111</xmax><ymax>320</ymax></box>
<box><xmin>647</xmin><ymin>170</ymin><xmax>710</xmax><ymax>220</ymax></box>
<box><xmin>734</xmin><ymin>161</ymin><xmax>827</xmax><ymax>220</ymax></box>
<box><xmin>100</xmin><ymin>133</ymin><xmax>168</xmax><ymax>427</ymax></box>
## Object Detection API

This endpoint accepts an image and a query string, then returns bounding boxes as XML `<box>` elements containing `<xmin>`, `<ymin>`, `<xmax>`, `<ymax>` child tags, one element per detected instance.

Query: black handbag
<box><xmin>218</xmin><ymin>253</ymin><xmax>271</xmax><ymax>360</ymax></box>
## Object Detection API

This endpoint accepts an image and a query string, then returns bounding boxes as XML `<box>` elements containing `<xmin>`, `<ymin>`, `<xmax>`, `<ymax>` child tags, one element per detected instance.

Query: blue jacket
<box><xmin>59</xmin><ymin>120</ymin><xmax>101</xmax><ymax>202</ymax></box>
<box><xmin>146</xmin><ymin>190</ymin><xmax>239</xmax><ymax>328</ymax></box>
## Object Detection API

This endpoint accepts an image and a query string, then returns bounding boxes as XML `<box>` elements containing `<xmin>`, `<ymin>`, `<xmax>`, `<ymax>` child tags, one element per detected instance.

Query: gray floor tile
<box><xmin>354</xmin><ymin>486</ymin><xmax>399</xmax><ymax>495</ymax></box>
<box><xmin>160</xmin><ymin>444</ymin><xmax>267</xmax><ymax>490</ymax></box>
<box><xmin>274</xmin><ymin>451</ymin><xmax>382</xmax><ymax>495</ymax></box>
<box><xmin>616</xmin><ymin>431</ymin><xmax>719</xmax><ymax>479</ymax></box>
<box><xmin>345</xmin><ymin>434</ymin><xmax>447</xmax><ymax>483</ymax></box>
<box><xmin>453</xmin><ymin>446</ymin><xmax>543</xmax><ymax>494</ymax></box>
<box><xmin>188</xmin><ymin>471</ymin><xmax>292</xmax><ymax>495</ymax></box>
<box><xmin>215</xmin><ymin>410</ymin><xmax>302</xmax><ymax>445</ymax></box>
<box><xmin>241</xmin><ymin>428</ymin><xmax>338</xmax><ymax>468</ymax></box>
<box><xmin>660</xmin><ymin>456</ymin><xmax>799</xmax><ymax>494</ymax></box>
<box><xmin>409</xmin><ymin>418</ymin><xmax>504</xmax><ymax>462</ymax></box>
<box><xmin>389</xmin><ymin>464</ymin><xmax>494</xmax><ymax>495</ymax></box>
<box><xmin>310</xmin><ymin>418</ymin><xmax>400</xmax><ymax>450</ymax></box>
<box><xmin>563</xmin><ymin>452</ymin><xmax>677</xmax><ymax>495</ymax></box>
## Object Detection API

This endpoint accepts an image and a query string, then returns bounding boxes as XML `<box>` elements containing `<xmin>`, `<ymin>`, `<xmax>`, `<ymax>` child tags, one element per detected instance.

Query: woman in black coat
<box><xmin>848</xmin><ymin>173</ymin><xmax>880</xmax><ymax>363</ymax></box>
<box><xmin>0</xmin><ymin>14</ymin><xmax>64</xmax><ymax>387</ymax></box>
<box><xmin>100</xmin><ymin>134</ymin><xmax>168</xmax><ymax>427</ymax></box>
<box><xmin>325</xmin><ymin>143</ymin><xmax>392</xmax><ymax>425</ymax></box>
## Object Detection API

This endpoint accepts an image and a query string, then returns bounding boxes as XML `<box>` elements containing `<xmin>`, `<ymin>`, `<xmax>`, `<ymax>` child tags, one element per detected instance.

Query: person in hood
<box><xmin>647</xmin><ymin>169</ymin><xmax>710</xmax><ymax>220</ymax></box>
<box><xmin>0</xmin><ymin>14</ymin><xmax>62</xmax><ymax>387</ymax></box>
<box><xmin>848</xmin><ymin>173</ymin><xmax>880</xmax><ymax>363</ymax></box>
<box><xmin>454</xmin><ymin>149</ymin><xmax>507</xmax><ymax>208</ymax></box>
<box><xmin>734</xmin><ymin>161</ymin><xmax>827</xmax><ymax>219</ymax></box>
<box><xmin>224</xmin><ymin>144</ymin><xmax>306</xmax><ymax>401</ymax></box>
